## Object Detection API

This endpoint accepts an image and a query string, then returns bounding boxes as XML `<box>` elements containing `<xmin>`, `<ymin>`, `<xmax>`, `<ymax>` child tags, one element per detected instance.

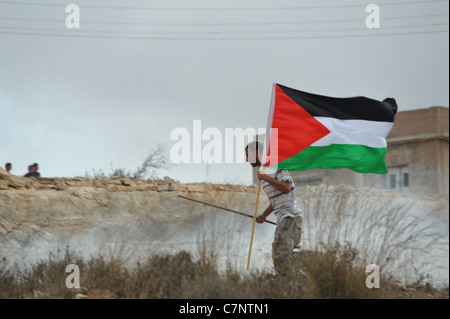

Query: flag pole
<box><xmin>246</xmin><ymin>179</ymin><xmax>261</xmax><ymax>271</ymax></box>
<box><xmin>246</xmin><ymin>83</ymin><xmax>275</xmax><ymax>271</ymax></box>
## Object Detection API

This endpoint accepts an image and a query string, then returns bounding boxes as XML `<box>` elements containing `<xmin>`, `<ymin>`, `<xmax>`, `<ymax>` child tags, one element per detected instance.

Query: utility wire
<box><xmin>0</xmin><ymin>13</ymin><xmax>447</xmax><ymax>27</ymax></box>
<box><xmin>0</xmin><ymin>29</ymin><xmax>447</xmax><ymax>40</ymax></box>
<box><xmin>0</xmin><ymin>0</ymin><xmax>447</xmax><ymax>10</ymax></box>
<box><xmin>0</xmin><ymin>23</ymin><xmax>447</xmax><ymax>35</ymax></box>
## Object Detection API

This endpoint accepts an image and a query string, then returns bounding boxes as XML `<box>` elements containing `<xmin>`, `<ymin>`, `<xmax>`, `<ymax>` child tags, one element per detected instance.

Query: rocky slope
<box><xmin>0</xmin><ymin>167</ymin><xmax>263</xmax><ymax>256</ymax></box>
<box><xmin>1</xmin><ymin>167</ymin><xmax>448</xmax><ymax>289</ymax></box>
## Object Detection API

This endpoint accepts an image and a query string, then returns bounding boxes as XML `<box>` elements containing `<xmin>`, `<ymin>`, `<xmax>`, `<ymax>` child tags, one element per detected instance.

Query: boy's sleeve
<box><xmin>277</xmin><ymin>170</ymin><xmax>293</xmax><ymax>183</ymax></box>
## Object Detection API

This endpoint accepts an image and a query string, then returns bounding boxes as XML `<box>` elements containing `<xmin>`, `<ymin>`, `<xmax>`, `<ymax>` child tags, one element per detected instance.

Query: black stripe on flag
<box><xmin>277</xmin><ymin>84</ymin><xmax>397</xmax><ymax>122</ymax></box>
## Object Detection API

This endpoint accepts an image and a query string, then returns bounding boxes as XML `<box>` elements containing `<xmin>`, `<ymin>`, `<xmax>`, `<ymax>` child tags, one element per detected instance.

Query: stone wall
<box><xmin>0</xmin><ymin>167</ymin><xmax>253</xmax><ymax>193</ymax></box>
<box><xmin>0</xmin><ymin>166</ymin><xmax>260</xmax><ymax>252</ymax></box>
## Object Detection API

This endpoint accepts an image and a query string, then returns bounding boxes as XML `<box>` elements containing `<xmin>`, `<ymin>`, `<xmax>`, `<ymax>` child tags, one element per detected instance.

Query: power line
<box><xmin>0</xmin><ymin>29</ymin><xmax>447</xmax><ymax>40</ymax></box>
<box><xmin>0</xmin><ymin>23</ymin><xmax>446</xmax><ymax>36</ymax></box>
<box><xmin>0</xmin><ymin>13</ymin><xmax>447</xmax><ymax>27</ymax></box>
<box><xmin>0</xmin><ymin>0</ymin><xmax>447</xmax><ymax>11</ymax></box>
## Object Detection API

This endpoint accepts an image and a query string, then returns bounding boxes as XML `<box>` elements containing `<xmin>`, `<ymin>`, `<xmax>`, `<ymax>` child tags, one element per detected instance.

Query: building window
<box><xmin>385</xmin><ymin>166</ymin><xmax>409</xmax><ymax>192</ymax></box>
<box><xmin>293</xmin><ymin>177</ymin><xmax>323</xmax><ymax>187</ymax></box>
<box><xmin>390</xmin><ymin>174</ymin><xmax>396</xmax><ymax>189</ymax></box>
<box><xmin>403</xmin><ymin>173</ymin><xmax>409</xmax><ymax>188</ymax></box>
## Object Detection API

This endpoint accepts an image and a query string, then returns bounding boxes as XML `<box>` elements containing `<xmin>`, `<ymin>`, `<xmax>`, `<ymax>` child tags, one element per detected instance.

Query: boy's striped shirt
<box><xmin>261</xmin><ymin>169</ymin><xmax>302</xmax><ymax>223</ymax></box>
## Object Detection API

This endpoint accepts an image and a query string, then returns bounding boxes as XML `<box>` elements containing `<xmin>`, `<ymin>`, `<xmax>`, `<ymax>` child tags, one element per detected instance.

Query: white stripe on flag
<box><xmin>312</xmin><ymin>117</ymin><xmax>393</xmax><ymax>148</ymax></box>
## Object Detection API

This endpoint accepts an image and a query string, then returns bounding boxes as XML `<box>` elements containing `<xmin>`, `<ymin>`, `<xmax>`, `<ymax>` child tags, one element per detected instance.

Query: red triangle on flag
<box><xmin>265</xmin><ymin>84</ymin><xmax>331</xmax><ymax>166</ymax></box>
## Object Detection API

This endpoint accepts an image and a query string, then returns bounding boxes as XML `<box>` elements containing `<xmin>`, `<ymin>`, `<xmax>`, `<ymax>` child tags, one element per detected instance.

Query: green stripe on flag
<box><xmin>274</xmin><ymin>144</ymin><xmax>388</xmax><ymax>174</ymax></box>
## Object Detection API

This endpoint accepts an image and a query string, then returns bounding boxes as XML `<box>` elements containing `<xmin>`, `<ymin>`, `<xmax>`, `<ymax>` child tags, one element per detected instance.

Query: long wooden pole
<box><xmin>177</xmin><ymin>194</ymin><xmax>276</xmax><ymax>226</ymax></box>
<box><xmin>246</xmin><ymin>180</ymin><xmax>262</xmax><ymax>271</ymax></box>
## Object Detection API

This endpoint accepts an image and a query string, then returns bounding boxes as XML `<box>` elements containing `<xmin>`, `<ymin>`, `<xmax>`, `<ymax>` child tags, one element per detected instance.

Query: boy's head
<box><xmin>245</xmin><ymin>141</ymin><xmax>263</xmax><ymax>167</ymax></box>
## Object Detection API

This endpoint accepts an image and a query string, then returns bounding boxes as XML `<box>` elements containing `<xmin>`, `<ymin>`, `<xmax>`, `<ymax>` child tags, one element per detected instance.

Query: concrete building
<box><xmin>253</xmin><ymin>106</ymin><xmax>449</xmax><ymax>196</ymax></box>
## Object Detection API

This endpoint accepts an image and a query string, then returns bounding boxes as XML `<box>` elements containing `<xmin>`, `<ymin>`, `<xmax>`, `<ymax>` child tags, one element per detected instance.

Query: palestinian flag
<box><xmin>262</xmin><ymin>83</ymin><xmax>397</xmax><ymax>174</ymax></box>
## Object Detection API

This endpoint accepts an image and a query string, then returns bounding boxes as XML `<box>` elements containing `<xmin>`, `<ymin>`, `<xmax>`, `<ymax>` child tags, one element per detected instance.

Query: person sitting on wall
<box><xmin>5</xmin><ymin>162</ymin><xmax>12</xmax><ymax>174</ymax></box>
<box><xmin>24</xmin><ymin>165</ymin><xmax>35</xmax><ymax>178</ymax></box>
<box><xmin>32</xmin><ymin>163</ymin><xmax>41</xmax><ymax>177</ymax></box>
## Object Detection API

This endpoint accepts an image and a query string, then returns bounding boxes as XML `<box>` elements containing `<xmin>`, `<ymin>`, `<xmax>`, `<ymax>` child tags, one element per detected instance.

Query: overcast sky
<box><xmin>1</xmin><ymin>0</ymin><xmax>448</xmax><ymax>185</ymax></box>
